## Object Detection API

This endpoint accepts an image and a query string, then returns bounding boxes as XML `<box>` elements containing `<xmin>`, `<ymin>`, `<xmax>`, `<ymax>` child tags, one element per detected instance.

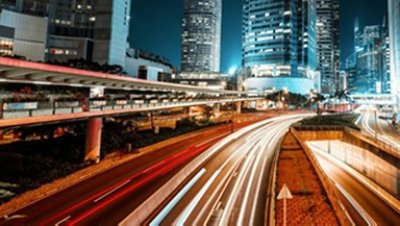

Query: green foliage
<box><xmin>296</xmin><ymin>113</ymin><xmax>360</xmax><ymax>129</ymax></box>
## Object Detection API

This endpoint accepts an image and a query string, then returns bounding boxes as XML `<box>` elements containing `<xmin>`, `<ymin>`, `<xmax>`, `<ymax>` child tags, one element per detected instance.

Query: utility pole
<box><xmin>230</xmin><ymin>100</ymin><xmax>234</xmax><ymax>133</ymax></box>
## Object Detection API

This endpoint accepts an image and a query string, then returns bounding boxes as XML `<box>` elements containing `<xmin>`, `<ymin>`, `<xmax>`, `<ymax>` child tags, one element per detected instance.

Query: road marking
<box><xmin>93</xmin><ymin>180</ymin><xmax>130</xmax><ymax>203</ymax></box>
<box><xmin>219</xmin><ymin>153</ymin><xmax>255</xmax><ymax>225</ymax></box>
<box><xmin>150</xmin><ymin>168</ymin><xmax>206</xmax><ymax>226</ymax></box>
<box><xmin>55</xmin><ymin>216</ymin><xmax>71</xmax><ymax>226</ymax></box>
<box><xmin>335</xmin><ymin>183</ymin><xmax>377</xmax><ymax>226</ymax></box>
<box><xmin>338</xmin><ymin>201</ymin><xmax>356</xmax><ymax>226</ymax></box>
<box><xmin>1</xmin><ymin>214</ymin><xmax>27</xmax><ymax>222</ymax></box>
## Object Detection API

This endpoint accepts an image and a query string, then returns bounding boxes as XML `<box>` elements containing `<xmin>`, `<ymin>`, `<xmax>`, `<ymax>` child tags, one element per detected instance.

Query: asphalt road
<box><xmin>147</xmin><ymin>114</ymin><xmax>306</xmax><ymax>225</ymax></box>
<box><xmin>0</xmin><ymin>113</ymin><xmax>272</xmax><ymax>225</ymax></box>
<box><xmin>311</xmin><ymin>146</ymin><xmax>400</xmax><ymax>225</ymax></box>
<box><xmin>357</xmin><ymin>110</ymin><xmax>400</xmax><ymax>148</ymax></box>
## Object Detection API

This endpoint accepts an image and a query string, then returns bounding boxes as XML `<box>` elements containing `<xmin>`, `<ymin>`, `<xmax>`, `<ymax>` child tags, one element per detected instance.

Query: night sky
<box><xmin>130</xmin><ymin>0</ymin><xmax>387</xmax><ymax>72</ymax></box>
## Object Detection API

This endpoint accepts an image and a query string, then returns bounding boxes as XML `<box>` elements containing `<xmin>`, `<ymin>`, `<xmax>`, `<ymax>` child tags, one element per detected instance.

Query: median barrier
<box><xmin>290</xmin><ymin>128</ymin><xmax>353</xmax><ymax>226</ymax></box>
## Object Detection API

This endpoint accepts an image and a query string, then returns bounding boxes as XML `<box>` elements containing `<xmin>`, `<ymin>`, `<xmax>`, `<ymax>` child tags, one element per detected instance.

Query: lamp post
<box><xmin>230</xmin><ymin>99</ymin><xmax>235</xmax><ymax>133</ymax></box>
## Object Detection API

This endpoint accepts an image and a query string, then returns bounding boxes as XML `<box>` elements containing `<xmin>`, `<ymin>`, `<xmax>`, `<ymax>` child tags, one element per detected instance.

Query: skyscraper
<box><xmin>47</xmin><ymin>0</ymin><xmax>131</xmax><ymax>67</ymax></box>
<box><xmin>388</xmin><ymin>0</ymin><xmax>400</xmax><ymax>110</ymax></box>
<box><xmin>356</xmin><ymin>25</ymin><xmax>382</xmax><ymax>94</ymax></box>
<box><xmin>381</xmin><ymin>14</ymin><xmax>391</xmax><ymax>93</ymax></box>
<box><xmin>181</xmin><ymin>0</ymin><xmax>222</xmax><ymax>72</ymax></box>
<box><xmin>0</xmin><ymin>0</ymin><xmax>48</xmax><ymax>61</ymax></box>
<box><xmin>242</xmin><ymin>0</ymin><xmax>318</xmax><ymax>95</ymax></box>
<box><xmin>316</xmin><ymin>0</ymin><xmax>340</xmax><ymax>94</ymax></box>
<box><xmin>354</xmin><ymin>17</ymin><xmax>364</xmax><ymax>53</ymax></box>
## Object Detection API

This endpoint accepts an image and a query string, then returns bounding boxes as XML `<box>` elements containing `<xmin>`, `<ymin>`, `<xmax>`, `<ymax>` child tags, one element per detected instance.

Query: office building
<box><xmin>0</xmin><ymin>0</ymin><xmax>131</xmax><ymax>67</ymax></box>
<box><xmin>354</xmin><ymin>18</ymin><xmax>364</xmax><ymax>53</ymax></box>
<box><xmin>181</xmin><ymin>0</ymin><xmax>222</xmax><ymax>72</ymax></box>
<box><xmin>381</xmin><ymin>14</ymin><xmax>392</xmax><ymax>93</ymax></box>
<box><xmin>47</xmin><ymin>0</ymin><xmax>131</xmax><ymax>67</ymax></box>
<box><xmin>388</xmin><ymin>0</ymin><xmax>400</xmax><ymax>110</ymax></box>
<box><xmin>0</xmin><ymin>1</ymin><xmax>48</xmax><ymax>61</ymax></box>
<box><xmin>242</xmin><ymin>0</ymin><xmax>319</xmax><ymax>95</ymax></box>
<box><xmin>316</xmin><ymin>0</ymin><xmax>340</xmax><ymax>94</ymax></box>
<box><xmin>356</xmin><ymin>26</ymin><xmax>382</xmax><ymax>94</ymax></box>
<box><xmin>349</xmin><ymin>23</ymin><xmax>391</xmax><ymax>94</ymax></box>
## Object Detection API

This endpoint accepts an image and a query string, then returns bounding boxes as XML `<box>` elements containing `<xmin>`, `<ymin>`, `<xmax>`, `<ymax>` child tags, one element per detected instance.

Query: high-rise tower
<box><xmin>242</xmin><ymin>0</ymin><xmax>318</xmax><ymax>94</ymax></box>
<box><xmin>316</xmin><ymin>0</ymin><xmax>340</xmax><ymax>94</ymax></box>
<box><xmin>388</xmin><ymin>0</ymin><xmax>400</xmax><ymax>110</ymax></box>
<box><xmin>181</xmin><ymin>0</ymin><xmax>222</xmax><ymax>72</ymax></box>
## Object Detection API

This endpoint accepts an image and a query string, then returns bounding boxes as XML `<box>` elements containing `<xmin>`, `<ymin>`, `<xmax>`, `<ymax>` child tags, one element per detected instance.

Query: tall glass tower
<box><xmin>181</xmin><ymin>0</ymin><xmax>222</xmax><ymax>72</ymax></box>
<box><xmin>388</xmin><ymin>0</ymin><xmax>400</xmax><ymax>110</ymax></box>
<box><xmin>242</xmin><ymin>0</ymin><xmax>318</xmax><ymax>94</ymax></box>
<box><xmin>316</xmin><ymin>0</ymin><xmax>340</xmax><ymax>94</ymax></box>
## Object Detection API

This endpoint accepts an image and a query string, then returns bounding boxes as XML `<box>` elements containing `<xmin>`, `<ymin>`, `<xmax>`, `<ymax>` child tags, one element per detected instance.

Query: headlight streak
<box><xmin>182</xmin><ymin>116</ymin><xmax>305</xmax><ymax>225</ymax></box>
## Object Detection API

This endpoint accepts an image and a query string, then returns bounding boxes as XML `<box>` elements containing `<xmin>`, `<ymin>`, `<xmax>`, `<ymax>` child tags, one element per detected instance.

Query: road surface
<box><xmin>0</xmin><ymin>114</ymin><xmax>272</xmax><ymax>226</ymax></box>
<box><xmin>145</xmin><ymin>114</ymin><xmax>306</xmax><ymax>225</ymax></box>
<box><xmin>309</xmin><ymin>143</ymin><xmax>400</xmax><ymax>225</ymax></box>
<box><xmin>356</xmin><ymin>110</ymin><xmax>400</xmax><ymax>149</ymax></box>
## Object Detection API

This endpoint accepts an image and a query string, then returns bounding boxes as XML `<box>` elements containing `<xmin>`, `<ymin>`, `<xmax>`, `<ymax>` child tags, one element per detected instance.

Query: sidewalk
<box><xmin>275</xmin><ymin>133</ymin><xmax>339</xmax><ymax>225</ymax></box>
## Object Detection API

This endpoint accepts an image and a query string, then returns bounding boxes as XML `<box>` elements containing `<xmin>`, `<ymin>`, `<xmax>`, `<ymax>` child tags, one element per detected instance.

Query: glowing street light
<box><xmin>228</xmin><ymin>66</ymin><xmax>237</xmax><ymax>76</ymax></box>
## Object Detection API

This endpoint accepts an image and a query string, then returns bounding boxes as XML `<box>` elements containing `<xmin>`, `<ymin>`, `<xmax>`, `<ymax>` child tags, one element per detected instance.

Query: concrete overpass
<box><xmin>0</xmin><ymin>57</ymin><xmax>263</xmax><ymax>162</ymax></box>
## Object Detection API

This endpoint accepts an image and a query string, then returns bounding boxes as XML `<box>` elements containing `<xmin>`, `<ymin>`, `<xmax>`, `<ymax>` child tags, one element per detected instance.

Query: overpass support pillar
<box><xmin>236</xmin><ymin>101</ymin><xmax>242</xmax><ymax>114</ymax></box>
<box><xmin>213</xmin><ymin>103</ymin><xmax>221</xmax><ymax>113</ymax></box>
<box><xmin>85</xmin><ymin>117</ymin><xmax>102</xmax><ymax>163</ymax></box>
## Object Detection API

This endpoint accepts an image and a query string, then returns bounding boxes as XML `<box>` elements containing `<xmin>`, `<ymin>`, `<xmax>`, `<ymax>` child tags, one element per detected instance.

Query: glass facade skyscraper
<box><xmin>242</xmin><ymin>0</ymin><xmax>318</xmax><ymax>94</ymax></box>
<box><xmin>388</xmin><ymin>0</ymin><xmax>400</xmax><ymax>109</ymax></box>
<box><xmin>181</xmin><ymin>0</ymin><xmax>222</xmax><ymax>72</ymax></box>
<box><xmin>316</xmin><ymin>0</ymin><xmax>340</xmax><ymax>94</ymax></box>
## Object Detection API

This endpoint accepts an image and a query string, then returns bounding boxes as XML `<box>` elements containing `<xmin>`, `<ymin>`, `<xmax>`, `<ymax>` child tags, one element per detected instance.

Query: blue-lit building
<box><xmin>348</xmin><ymin>22</ymin><xmax>391</xmax><ymax>95</ymax></box>
<box><xmin>242</xmin><ymin>0</ymin><xmax>319</xmax><ymax>95</ymax></box>
<box><xmin>388</xmin><ymin>0</ymin><xmax>400</xmax><ymax>111</ymax></box>
<box><xmin>316</xmin><ymin>0</ymin><xmax>340</xmax><ymax>94</ymax></box>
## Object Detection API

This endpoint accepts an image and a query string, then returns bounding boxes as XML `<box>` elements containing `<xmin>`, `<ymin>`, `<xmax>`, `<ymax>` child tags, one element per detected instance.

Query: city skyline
<box><xmin>131</xmin><ymin>0</ymin><xmax>387</xmax><ymax>73</ymax></box>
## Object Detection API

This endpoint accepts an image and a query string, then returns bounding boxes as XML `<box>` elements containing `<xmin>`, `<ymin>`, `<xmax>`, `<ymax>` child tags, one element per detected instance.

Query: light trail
<box><xmin>153</xmin><ymin>114</ymin><xmax>307</xmax><ymax>225</ymax></box>
<box><xmin>150</xmin><ymin>168</ymin><xmax>207</xmax><ymax>226</ymax></box>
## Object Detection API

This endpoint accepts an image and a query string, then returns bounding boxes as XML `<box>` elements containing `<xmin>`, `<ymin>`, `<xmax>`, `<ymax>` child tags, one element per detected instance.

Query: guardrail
<box><xmin>290</xmin><ymin>128</ymin><xmax>354</xmax><ymax>226</ymax></box>
<box><xmin>0</xmin><ymin>98</ymin><xmax>257</xmax><ymax>120</ymax></box>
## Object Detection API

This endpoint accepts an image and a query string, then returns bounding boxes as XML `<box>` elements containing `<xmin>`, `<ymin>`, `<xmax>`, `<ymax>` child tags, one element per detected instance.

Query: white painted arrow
<box><xmin>277</xmin><ymin>184</ymin><xmax>293</xmax><ymax>226</ymax></box>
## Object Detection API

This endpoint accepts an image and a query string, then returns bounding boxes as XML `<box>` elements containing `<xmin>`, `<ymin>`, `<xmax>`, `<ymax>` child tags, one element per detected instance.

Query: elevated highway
<box><xmin>0</xmin><ymin>58</ymin><xmax>263</xmax><ymax>161</ymax></box>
